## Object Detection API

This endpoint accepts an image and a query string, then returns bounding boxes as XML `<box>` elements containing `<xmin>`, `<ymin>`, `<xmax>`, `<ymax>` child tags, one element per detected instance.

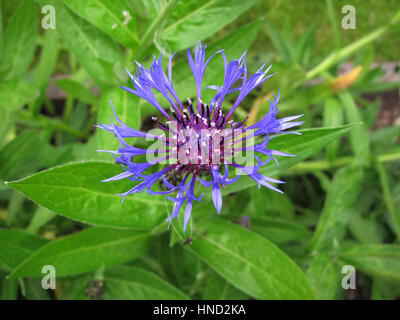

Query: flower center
<box><xmin>152</xmin><ymin>98</ymin><xmax>237</xmax><ymax>176</ymax></box>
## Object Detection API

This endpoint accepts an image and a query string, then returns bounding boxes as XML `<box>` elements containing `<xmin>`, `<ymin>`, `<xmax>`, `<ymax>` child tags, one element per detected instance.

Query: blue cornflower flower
<box><xmin>97</xmin><ymin>42</ymin><xmax>303</xmax><ymax>231</ymax></box>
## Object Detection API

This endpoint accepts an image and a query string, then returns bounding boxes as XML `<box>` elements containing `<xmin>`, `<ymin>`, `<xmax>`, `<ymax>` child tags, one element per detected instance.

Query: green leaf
<box><xmin>37</xmin><ymin>0</ymin><xmax>122</xmax><ymax>85</ymax></box>
<box><xmin>7</xmin><ymin>191</ymin><xmax>25</xmax><ymax>226</ymax></box>
<box><xmin>0</xmin><ymin>130</ymin><xmax>43</xmax><ymax>180</ymax></box>
<box><xmin>156</xmin><ymin>235</ymin><xmax>185</xmax><ymax>286</ymax></box>
<box><xmin>338</xmin><ymin>91</ymin><xmax>370</xmax><ymax>166</ymax></box>
<box><xmin>323</xmin><ymin>98</ymin><xmax>343</xmax><ymax>162</ymax></box>
<box><xmin>188</xmin><ymin>218</ymin><xmax>316</xmax><ymax>299</ymax></box>
<box><xmin>160</xmin><ymin>0</ymin><xmax>259</xmax><ymax>50</ymax></box>
<box><xmin>7</xmin><ymin>161</ymin><xmax>166</xmax><ymax>230</ymax></box>
<box><xmin>0</xmin><ymin>0</ymin><xmax>37</xmax><ymax>79</ymax></box>
<box><xmin>26</xmin><ymin>207</ymin><xmax>57</xmax><ymax>234</ymax></box>
<box><xmin>307</xmin><ymin>253</ymin><xmax>340</xmax><ymax>299</ymax></box>
<box><xmin>63</xmin><ymin>0</ymin><xmax>138</xmax><ymax>48</ymax></box>
<box><xmin>354</xmin><ymin>46</ymin><xmax>374</xmax><ymax>84</ymax></box>
<box><xmin>24</xmin><ymin>278</ymin><xmax>51</xmax><ymax>300</ymax></box>
<box><xmin>0</xmin><ymin>229</ymin><xmax>49</xmax><ymax>272</ymax></box>
<box><xmin>371</xmin><ymin>278</ymin><xmax>400</xmax><ymax>300</ymax></box>
<box><xmin>0</xmin><ymin>278</ymin><xmax>19</xmax><ymax>300</ymax></box>
<box><xmin>0</xmin><ymin>108</ymin><xmax>17</xmax><ymax>149</ymax></box>
<box><xmin>325</xmin><ymin>0</ymin><xmax>341</xmax><ymax>50</ymax></box>
<box><xmin>371</xmin><ymin>125</ymin><xmax>400</xmax><ymax>152</ymax></box>
<box><xmin>248</xmin><ymin>216</ymin><xmax>312</xmax><ymax>244</ymax></box>
<box><xmin>59</xmin><ymin>274</ymin><xmax>92</xmax><ymax>300</ymax></box>
<box><xmin>97</xmin><ymin>88</ymin><xmax>141</xmax><ymax>156</ymax></box>
<box><xmin>339</xmin><ymin>245</ymin><xmax>400</xmax><ymax>281</ymax></box>
<box><xmin>250</xmin><ymin>185</ymin><xmax>295</xmax><ymax>219</ymax></box>
<box><xmin>221</xmin><ymin>214</ymin><xmax>310</xmax><ymax>244</ymax></box>
<box><xmin>104</xmin><ymin>265</ymin><xmax>189</xmax><ymax>300</ymax></box>
<box><xmin>9</xmin><ymin>227</ymin><xmax>150</xmax><ymax>278</ymax></box>
<box><xmin>265</xmin><ymin>18</ymin><xmax>294</xmax><ymax>63</ymax></box>
<box><xmin>294</xmin><ymin>26</ymin><xmax>315</xmax><ymax>67</ymax></box>
<box><xmin>0</xmin><ymin>79</ymin><xmax>38</xmax><ymax>110</ymax></box>
<box><xmin>310</xmin><ymin>165</ymin><xmax>363</xmax><ymax>252</ymax></box>
<box><xmin>304</xmin><ymin>10</ymin><xmax>400</xmax><ymax>80</ymax></box>
<box><xmin>141</xmin><ymin>0</ymin><xmax>163</xmax><ymax>19</ymax></box>
<box><xmin>33</xmin><ymin>30</ymin><xmax>59</xmax><ymax>91</ymax></box>
<box><xmin>0</xmin><ymin>4</ymin><xmax>3</xmax><ymax>62</ymax></box>
<box><xmin>223</xmin><ymin>124</ymin><xmax>358</xmax><ymax>195</ymax></box>
<box><xmin>348</xmin><ymin>209</ymin><xmax>385</xmax><ymax>244</ymax></box>
<box><xmin>0</xmin><ymin>129</ymin><xmax>71</xmax><ymax>180</ymax></box>
<box><xmin>55</xmin><ymin>78</ymin><xmax>99</xmax><ymax>106</ymax></box>
<box><xmin>203</xmin><ymin>271</ymin><xmax>247</xmax><ymax>300</ymax></box>
<box><xmin>376</xmin><ymin>162</ymin><xmax>400</xmax><ymax>240</ymax></box>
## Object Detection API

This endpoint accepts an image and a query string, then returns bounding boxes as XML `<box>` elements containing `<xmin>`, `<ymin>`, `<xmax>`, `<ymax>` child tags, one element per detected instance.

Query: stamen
<box><xmin>173</xmin><ymin>113</ymin><xmax>184</xmax><ymax>126</ymax></box>
<box><xmin>188</xmin><ymin>102</ymin><xmax>195</xmax><ymax>116</ymax></box>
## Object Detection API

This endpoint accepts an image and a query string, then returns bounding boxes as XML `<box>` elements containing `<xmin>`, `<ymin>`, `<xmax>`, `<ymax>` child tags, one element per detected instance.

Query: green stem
<box><xmin>376</xmin><ymin>151</ymin><xmax>400</xmax><ymax>163</ymax></box>
<box><xmin>287</xmin><ymin>157</ymin><xmax>353</xmax><ymax>173</ymax></box>
<box><xmin>129</xmin><ymin>0</ymin><xmax>179</xmax><ymax>62</ymax></box>
<box><xmin>305</xmin><ymin>9</ymin><xmax>400</xmax><ymax>80</ymax></box>
<box><xmin>63</xmin><ymin>96</ymin><xmax>74</xmax><ymax>121</ymax></box>
<box><xmin>286</xmin><ymin>149</ymin><xmax>400</xmax><ymax>174</ymax></box>
<box><xmin>326</xmin><ymin>0</ymin><xmax>341</xmax><ymax>50</ymax></box>
<box><xmin>63</xmin><ymin>55</ymin><xmax>77</xmax><ymax>121</ymax></box>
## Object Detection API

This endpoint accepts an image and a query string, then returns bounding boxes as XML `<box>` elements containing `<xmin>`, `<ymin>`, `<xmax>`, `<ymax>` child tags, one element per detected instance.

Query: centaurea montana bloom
<box><xmin>97</xmin><ymin>43</ymin><xmax>303</xmax><ymax>231</ymax></box>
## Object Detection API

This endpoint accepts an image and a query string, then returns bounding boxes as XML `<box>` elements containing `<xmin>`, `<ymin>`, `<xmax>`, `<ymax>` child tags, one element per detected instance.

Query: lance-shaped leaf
<box><xmin>9</xmin><ymin>227</ymin><xmax>150</xmax><ymax>278</ymax></box>
<box><xmin>0</xmin><ymin>0</ymin><xmax>37</xmax><ymax>80</ymax></box>
<box><xmin>188</xmin><ymin>218</ymin><xmax>316</xmax><ymax>299</ymax></box>
<box><xmin>309</xmin><ymin>165</ymin><xmax>363</xmax><ymax>252</ymax></box>
<box><xmin>323</xmin><ymin>98</ymin><xmax>343</xmax><ymax>162</ymax></box>
<box><xmin>104</xmin><ymin>265</ymin><xmax>189</xmax><ymax>300</ymax></box>
<box><xmin>37</xmin><ymin>0</ymin><xmax>122</xmax><ymax>85</ymax></box>
<box><xmin>307</xmin><ymin>253</ymin><xmax>340</xmax><ymax>300</ymax></box>
<box><xmin>339</xmin><ymin>91</ymin><xmax>370</xmax><ymax>166</ymax></box>
<box><xmin>63</xmin><ymin>0</ymin><xmax>139</xmax><ymax>48</ymax></box>
<box><xmin>376</xmin><ymin>162</ymin><xmax>400</xmax><ymax>240</ymax></box>
<box><xmin>245</xmin><ymin>216</ymin><xmax>311</xmax><ymax>244</ymax></box>
<box><xmin>0</xmin><ymin>130</ymin><xmax>43</xmax><ymax>180</ymax></box>
<box><xmin>0</xmin><ymin>80</ymin><xmax>38</xmax><ymax>111</ymax></box>
<box><xmin>160</xmin><ymin>0</ymin><xmax>259</xmax><ymax>50</ymax></box>
<box><xmin>203</xmin><ymin>271</ymin><xmax>248</xmax><ymax>300</ymax></box>
<box><xmin>33</xmin><ymin>30</ymin><xmax>59</xmax><ymax>91</ymax></box>
<box><xmin>339</xmin><ymin>244</ymin><xmax>400</xmax><ymax>281</ymax></box>
<box><xmin>0</xmin><ymin>229</ymin><xmax>49</xmax><ymax>272</ymax></box>
<box><xmin>221</xmin><ymin>215</ymin><xmax>310</xmax><ymax>244</ymax></box>
<box><xmin>7</xmin><ymin>162</ymin><xmax>166</xmax><ymax>230</ymax></box>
